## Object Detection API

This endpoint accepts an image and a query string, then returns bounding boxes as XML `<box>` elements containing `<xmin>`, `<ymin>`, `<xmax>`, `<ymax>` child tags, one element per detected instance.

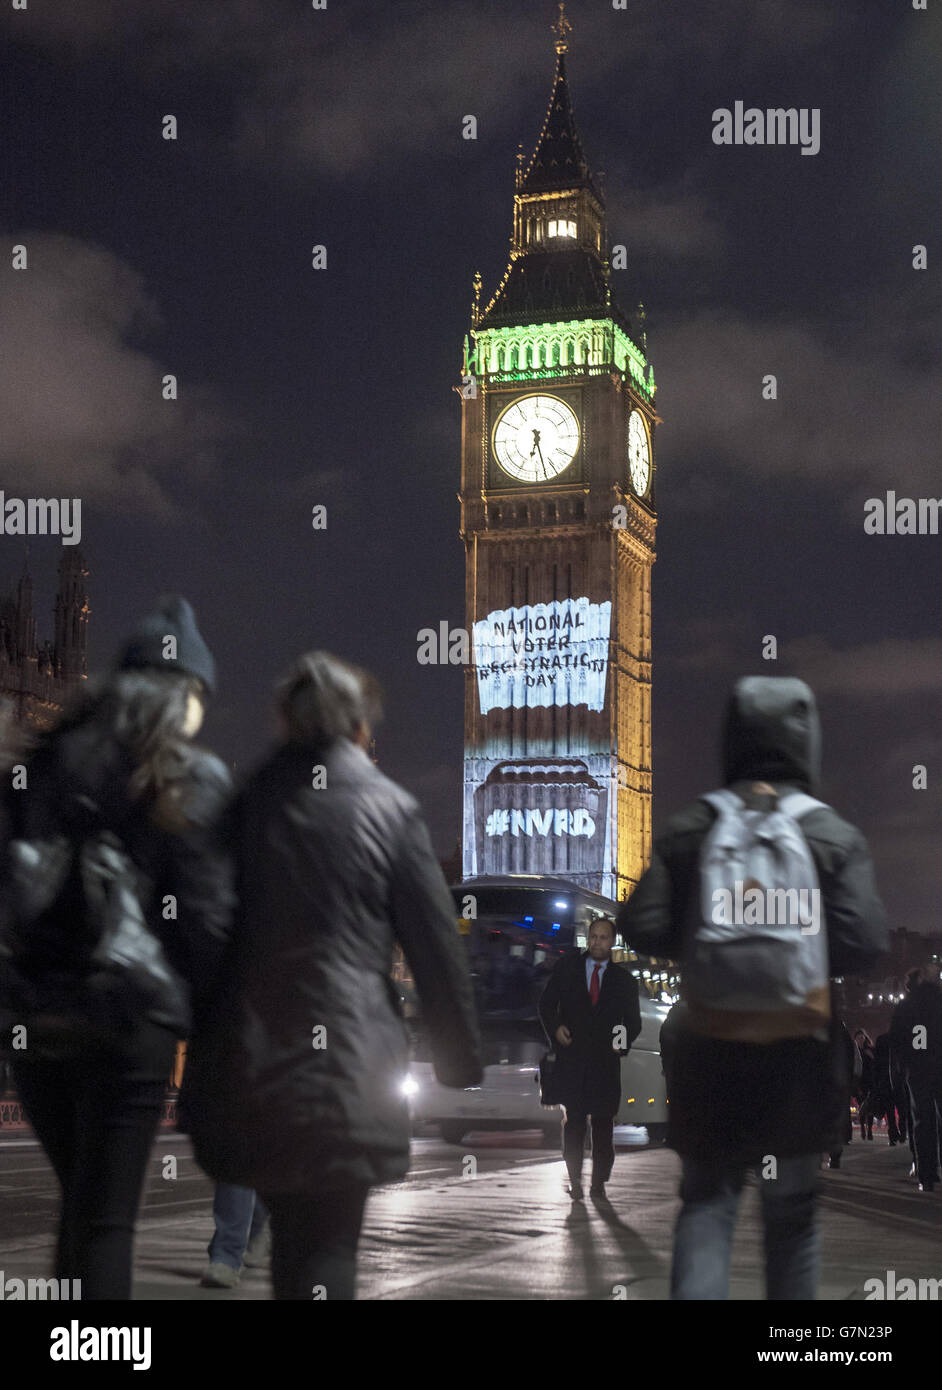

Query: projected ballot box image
<box><xmin>474</xmin><ymin>757</ymin><xmax>608</xmax><ymax>881</ymax></box>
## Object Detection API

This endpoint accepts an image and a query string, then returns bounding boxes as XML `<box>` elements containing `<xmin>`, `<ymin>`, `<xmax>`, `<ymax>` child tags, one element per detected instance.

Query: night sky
<box><xmin>1</xmin><ymin>1</ymin><xmax>939</xmax><ymax>932</ymax></box>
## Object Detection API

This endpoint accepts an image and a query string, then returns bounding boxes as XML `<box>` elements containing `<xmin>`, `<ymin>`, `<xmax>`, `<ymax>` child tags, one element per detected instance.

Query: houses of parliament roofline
<box><xmin>0</xmin><ymin>548</ymin><xmax>89</xmax><ymax>732</ymax></box>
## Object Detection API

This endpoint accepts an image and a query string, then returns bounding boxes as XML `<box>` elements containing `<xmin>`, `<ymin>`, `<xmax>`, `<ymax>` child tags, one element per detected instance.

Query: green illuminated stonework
<box><xmin>468</xmin><ymin>318</ymin><xmax>655</xmax><ymax>401</ymax></box>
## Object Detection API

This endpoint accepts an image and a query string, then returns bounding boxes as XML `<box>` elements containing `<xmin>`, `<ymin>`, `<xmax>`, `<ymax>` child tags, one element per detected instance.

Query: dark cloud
<box><xmin>0</xmin><ymin>234</ymin><xmax>234</xmax><ymax>514</ymax></box>
<box><xmin>652</xmin><ymin>292</ymin><xmax>942</xmax><ymax>503</ymax></box>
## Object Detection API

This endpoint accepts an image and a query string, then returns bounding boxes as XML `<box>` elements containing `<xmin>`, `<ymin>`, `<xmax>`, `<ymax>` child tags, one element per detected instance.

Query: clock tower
<box><xmin>459</xmin><ymin>5</ymin><xmax>657</xmax><ymax>902</ymax></box>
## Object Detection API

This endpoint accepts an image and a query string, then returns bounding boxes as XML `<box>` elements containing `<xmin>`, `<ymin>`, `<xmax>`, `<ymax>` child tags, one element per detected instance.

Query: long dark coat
<box><xmin>180</xmin><ymin>737</ymin><xmax>482</xmax><ymax>1193</ymax></box>
<box><xmin>538</xmin><ymin>951</ymin><xmax>641</xmax><ymax>1116</ymax></box>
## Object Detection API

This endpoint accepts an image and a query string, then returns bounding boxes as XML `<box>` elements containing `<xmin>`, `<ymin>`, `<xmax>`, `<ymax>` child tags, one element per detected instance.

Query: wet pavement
<box><xmin>1</xmin><ymin>1125</ymin><xmax>939</xmax><ymax>1299</ymax></box>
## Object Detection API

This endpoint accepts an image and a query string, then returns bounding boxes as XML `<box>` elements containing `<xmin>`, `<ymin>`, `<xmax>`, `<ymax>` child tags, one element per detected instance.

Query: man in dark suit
<box><xmin>538</xmin><ymin>918</ymin><xmax>642</xmax><ymax>1201</ymax></box>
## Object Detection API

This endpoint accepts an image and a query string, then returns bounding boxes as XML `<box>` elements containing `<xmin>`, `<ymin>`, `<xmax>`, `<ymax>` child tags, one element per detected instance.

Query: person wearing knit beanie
<box><xmin>117</xmin><ymin>594</ymin><xmax>216</xmax><ymax>695</ymax></box>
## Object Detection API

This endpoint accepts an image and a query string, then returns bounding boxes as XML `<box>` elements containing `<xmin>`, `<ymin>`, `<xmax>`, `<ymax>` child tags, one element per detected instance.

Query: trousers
<box><xmin>12</xmin><ymin>1043</ymin><xmax>174</xmax><ymax>1300</ymax></box>
<box><xmin>208</xmin><ymin>1184</ymin><xmax>269</xmax><ymax>1270</ymax></box>
<box><xmin>258</xmin><ymin>1185</ymin><xmax>371</xmax><ymax>1300</ymax></box>
<box><xmin>562</xmin><ymin>1109</ymin><xmax>615</xmax><ymax>1185</ymax></box>
<box><xmin>671</xmin><ymin>1153</ymin><xmax>821</xmax><ymax>1300</ymax></box>
<box><xmin>907</xmin><ymin>1072</ymin><xmax>942</xmax><ymax>1184</ymax></box>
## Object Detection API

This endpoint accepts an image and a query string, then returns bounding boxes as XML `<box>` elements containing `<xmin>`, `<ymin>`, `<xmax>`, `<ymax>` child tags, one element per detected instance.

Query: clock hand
<box><xmin>529</xmin><ymin>428</ymin><xmax>549</xmax><ymax>478</ymax></box>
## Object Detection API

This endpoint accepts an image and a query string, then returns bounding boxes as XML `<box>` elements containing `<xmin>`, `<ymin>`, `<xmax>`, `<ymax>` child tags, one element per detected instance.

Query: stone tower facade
<box><xmin>459</xmin><ymin>10</ymin><xmax>656</xmax><ymax>902</ymax></box>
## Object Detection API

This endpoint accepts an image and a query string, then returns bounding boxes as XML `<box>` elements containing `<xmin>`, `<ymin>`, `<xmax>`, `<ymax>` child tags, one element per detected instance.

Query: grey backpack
<box><xmin>684</xmin><ymin>789</ymin><xmax>831</xmax><ymax>1040</ymax></box>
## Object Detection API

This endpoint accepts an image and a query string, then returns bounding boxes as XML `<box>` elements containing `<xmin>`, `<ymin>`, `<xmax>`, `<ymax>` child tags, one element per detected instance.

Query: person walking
<box><xmin>889</xmin><ymin>966</ymin><xmax>942</xmax><ymax>1191</ymax></box>
<box><xmin>872</xmin><ymin>1031</ymin><xmax>901</xmax><ymax>1146</ymax></box>
<box><xmin>538</xmin><ymin>917</ymin><xmax>641</xmax><ymax>1201</ymax></box>
<box><xmin>0</xmin><ymin>597</ymin><xmax>234</xmax><ymax>1300</ymax></box>
<box><xmin>617</xmin><ymin>676</ymin><xmax>887</xmax><ymax>1299</ymax></box>
<box><xmin>826</xmin><ymin>1020</ymin><xmax>857</xmax><ymax>1170</ymax></box>
<box><xmin>181</xmin><ymin>652</ymin><xmax>482</xmax><ymax>1300</ymax></box>
<box><xmin>853</xmin><ymin>1030</ymin><xmax>876</xmax><ymax>1140</ymax></box>
<box><xmin>890</xmin><ymin>1034</ymin><xmax>911</xmax><ymax>1151</ymax></box>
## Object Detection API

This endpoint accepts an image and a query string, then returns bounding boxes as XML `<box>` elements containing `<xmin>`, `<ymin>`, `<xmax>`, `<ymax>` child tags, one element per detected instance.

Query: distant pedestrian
<box><xmin>872</xmin><ymin>1032</ymin><xmax>902</xmax><ymax>1145</ymax></box>
<box><xmin>853</xmin><ymin>1030</ymin><xmax>876</xmax><ymax>1139</ymax></box>
<box><xmin>889</xmin><ymin>966</ymin><xmax>942</xmax><ymax>1191</ymax></box>
<box><xmin>538</xmin><ymin>918</ymin><xmax>641</xmax><ymax>1200</ymax></box>
<box><xmin>618</xmin><ymin>676</ymin><xmax>887</xmax><ymax>1299</ymax></box>
<box><xmin>181</xmin><ymin>652</ymin><xmax>482</xmax><ymax>1300</ymax></box>
<box><xmin>0</xmin><ymin>597</ymin><xmax>235</xmax><ymax>1299</ymax></box>
<box><xmin>888</xmin><ymin>1017</ymin><xmax>912</xmax><ymax>1155</ymax></box>
<box><xmin>826</xmin><ymin>1021</ymin><xmax>856</xmax><ymax>1170</ymax></box>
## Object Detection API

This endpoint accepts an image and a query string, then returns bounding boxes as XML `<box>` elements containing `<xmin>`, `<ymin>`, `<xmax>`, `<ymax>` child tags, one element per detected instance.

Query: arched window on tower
<box><xmin>547</xmin><ymin>218</ymin><xmax>577</xmax><ymax>239</ymax></box>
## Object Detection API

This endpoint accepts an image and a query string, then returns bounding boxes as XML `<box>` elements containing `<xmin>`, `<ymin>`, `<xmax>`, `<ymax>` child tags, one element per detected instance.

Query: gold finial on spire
<box><xmin>515</xmin><ymin>142</ymin><xmax>525</xmax><ymax>189</ymax></box>
<box><xmin>552</xmin><ymin>2</ymin><xmax>571</xmax><ymax>55</ymax></box>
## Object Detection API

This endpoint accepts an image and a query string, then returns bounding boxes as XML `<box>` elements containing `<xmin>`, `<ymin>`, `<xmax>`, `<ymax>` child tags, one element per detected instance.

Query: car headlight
<box><xmin>401</xmin><ymin>1075</ymin><xmax>419</xmax><ymax>1097</ymax></box>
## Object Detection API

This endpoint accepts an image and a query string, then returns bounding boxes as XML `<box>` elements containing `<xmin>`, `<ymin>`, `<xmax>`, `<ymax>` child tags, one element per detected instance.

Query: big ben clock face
<box><xmin>627</xmin><ymin>409</ymin><xmax>651</xmax><ymax>497</ymax></box>
<box><xmin>492</xmin><ymin>394</ymin><xmax>580</xmax><ymax>483</ymax></box>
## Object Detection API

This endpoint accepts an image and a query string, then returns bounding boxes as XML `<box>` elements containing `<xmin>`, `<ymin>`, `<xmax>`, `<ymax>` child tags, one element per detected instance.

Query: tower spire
<box><xmin>552</xmin><ymin>2</ymin><xmax>572</xmax><ymax>55</ymax></box>
<box><xmin>519</xmin><ymin>13</ymin><xmax>600</xmax><ymax>203</ymax></box>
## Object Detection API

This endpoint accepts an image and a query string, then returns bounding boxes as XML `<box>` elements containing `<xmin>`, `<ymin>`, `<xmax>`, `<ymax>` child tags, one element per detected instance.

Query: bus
<box><xmin>399</xmin><ymin>875</ymin><xmax>673</xmax><ymax>1146</ymax></box>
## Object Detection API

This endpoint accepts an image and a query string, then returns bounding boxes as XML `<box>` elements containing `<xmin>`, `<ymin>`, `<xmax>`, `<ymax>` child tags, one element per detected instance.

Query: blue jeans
<box><xmin>671</xmin><ymin>1154</ymin><xmax>820</xmax><ymax>1300</ymax></box>
<box><xmin>208</xmin><ymin>1184</ymin><xmax>269</xmax><ymax>1271</ymax></box>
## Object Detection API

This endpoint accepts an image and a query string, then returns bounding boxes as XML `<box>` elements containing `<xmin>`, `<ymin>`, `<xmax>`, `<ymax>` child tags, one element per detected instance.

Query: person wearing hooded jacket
<box><xmin>617</xmin><ymin>676</ymin><xmax>887</xmax><ymax>1300</ymax></box>
<box><xmin>181</xmin><ymin>651</ymin><xmax>483</xmax><ymax>1300</ymax></box>
<box><xmin>1</xmin><ymin>597</ymin><xmax>235</xmax><ymax>1300</ymax></box>
<box><xmin>889</xmin><ymin>965</ymin><xmax>942</xmax><ymax>1189</ymax></box>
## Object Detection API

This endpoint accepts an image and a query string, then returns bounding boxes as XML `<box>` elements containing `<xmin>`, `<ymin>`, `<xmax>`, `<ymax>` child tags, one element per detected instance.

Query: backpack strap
<box><xmin>701</xmin><ymin>789</ymin><xmax>742</xmax><ymax>816</ymax></box>
<box><xmin>703</xmin><ymin>788</ymin><xmax>827</xmax><ymax>821</ymax></box>
<box><xmin>776</xmin><ymin>792</ymin><xmax>828</xmax><ymax>821</ymax></box>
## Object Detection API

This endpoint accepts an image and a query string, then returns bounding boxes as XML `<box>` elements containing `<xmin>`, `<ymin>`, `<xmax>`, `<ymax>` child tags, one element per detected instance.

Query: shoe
<box><xmin>910</xmin><ymin>1163</ymin><xmax>917</xmax><ymax>1178</ymax></box>
<box><xmin>828</xmin><ymin>1154</ymin><xmax>842</xmax><ymax>1169</ymax></box>
<box><xmin>919</xmin><ymin>1181</ymin><xmax>937</xmax><ymax>1192</ymax></box>
<box><xmin>568</xmin><ymin>1182</ymin><xmax>584</xmax><ymax>1201</ymax></box>
<box><xmin>590</xmin><ymin>1183</ymin><xmax>606</xmax><ymax>1197</ymax></box>
<box><xmin>200</xmin><ymin>1262</ymin><xmax>241</xmax><ymax>1289</ymax></box>
<box><xmin>242</xmin><ymin>1225</ymin><xmax>271</xmax><ymax>1268</ymax></box>
<box><xmin>866</xmin><ymin>1130</ymin><xmax>873</xmax><ymax>1140</ymax></box>
<box><xmin>889</xmin><ymin>1140</ymin><xmax>898</xmax><ymax>1147</ymax></box>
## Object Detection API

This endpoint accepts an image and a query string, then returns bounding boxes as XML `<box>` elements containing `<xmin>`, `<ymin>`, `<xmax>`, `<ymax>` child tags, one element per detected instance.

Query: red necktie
<box><xmin>590</xmin><ymin>963</ymin><xmax>601</xmax><ymax>1005</ymax></box>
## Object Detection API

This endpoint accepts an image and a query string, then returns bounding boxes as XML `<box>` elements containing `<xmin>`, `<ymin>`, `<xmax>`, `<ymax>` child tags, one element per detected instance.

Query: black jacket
<box><xmin>181</xmin><ymin>737</ymin><xmax>483</xmax><ymax>1193</ymax></box>
<box><xmin>872</xmin><ymin>1032</ymin><xmax>894</xmax><ymax>1104</ymax></box>
<box><xmin>538</xmin><ymin>951</ymin><xmax>641</xmax><ymax>1115</ymax></box>
<box><xmin>617</xmin><ymin>676</ymin><xmax>887</xmax><ymax>1162</ymax></box>
<box><xmin>889</xmin><ymin>984</ymin><xmax>942</xmax><ymax>1081</ymax></box>
<box><xmin>1</xmin><ymin>721</ymin><xmax>235</xmax><ymax>1072</ymax></box>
